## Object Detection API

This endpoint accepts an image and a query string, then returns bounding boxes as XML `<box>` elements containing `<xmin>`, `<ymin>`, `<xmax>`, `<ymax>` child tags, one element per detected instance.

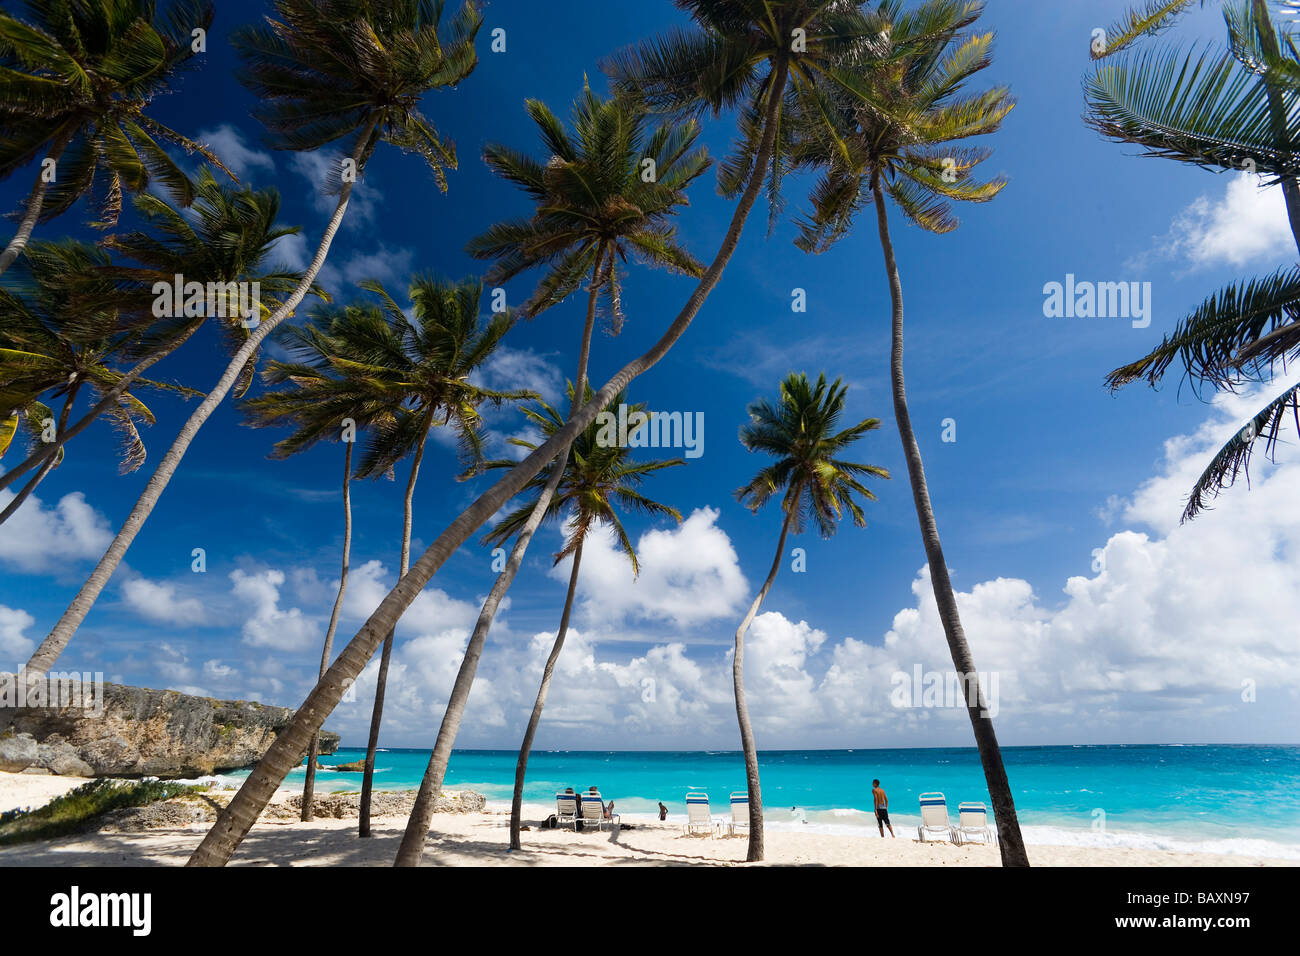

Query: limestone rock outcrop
<box><xmin>1</xmin><ymin>679</ymin><xmax>340</xmax><ymax>778</ymax></box>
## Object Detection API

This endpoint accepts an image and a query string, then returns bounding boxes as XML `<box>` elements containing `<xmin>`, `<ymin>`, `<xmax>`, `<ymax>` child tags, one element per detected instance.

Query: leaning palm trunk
<box><xmin>189</xmin><ymin>59</ymin><xmax>791</xmax><ymax>868</ymax></box>
<box><xmin>870</xmin><ymin>176</ymin><xmax>1029</xmax><ymax>866</ymax></box>
<box><xmin>20</xmin><ymin>119</ymin><xmax>378</xmax><ymax>683</ymax></box>
<box><xmin>0</xmin><ymin>384</ymin><xmax>77</xmax><ymax>525</ymax></box>
<box><xmin>359</xmin><ymin>422</ymin><xmax>430</xmax><ymax>835</ymax></box>
<box><xmin>0</xmin><ymin>323</ymin><xmax>201</xmax><ymax>497</ymax></box>
<box><xmin>732</xmin><ymin>507</ymin><xmax>792</xmax><ymax>862</ymax></box>
<box><xmin>394</xmin><ymin>454</ymin><xmax>570</xmax><ymax>864</ymax></box>
<box><xmin>0</xmin><ymin>131</ymin><xmax>72</xmax><ymax>277</ymax></box>
<box><xmin>508</xmin><ymin>540</ymin><xmax>583</xmax><ymax>849</ymax></box>
<box><xmin>0</xmin><ymin>449</ymin><xmax>58</xmax><ymax>525</ymax></box>
<box><xmin>393</xmin><ymin>251</ymin><xmax>607</xmax><ymax>866</ymax></box>
<box><xmin>302</xmin><ymin>441</ymin><xmax>353</xmax><ymax>822</ymax></box>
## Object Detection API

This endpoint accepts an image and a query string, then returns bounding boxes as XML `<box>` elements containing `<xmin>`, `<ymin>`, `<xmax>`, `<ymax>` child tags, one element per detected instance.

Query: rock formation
<box><xmin>0</xmin><ymin>678</ymin><xmax>340</xmax><ymax>778</ymax></box>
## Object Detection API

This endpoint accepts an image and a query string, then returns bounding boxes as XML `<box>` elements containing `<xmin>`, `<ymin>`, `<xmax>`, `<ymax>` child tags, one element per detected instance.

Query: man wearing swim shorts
<box><xmin>872</xmin><ymin>778</ymin><xmax>895</xmax><ymax>837</ymax></box>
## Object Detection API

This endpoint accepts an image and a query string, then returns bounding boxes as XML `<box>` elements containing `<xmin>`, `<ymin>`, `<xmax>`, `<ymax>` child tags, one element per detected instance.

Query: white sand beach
<box><xmin>1</xmin><ymin>772</ymin><xmax>1294</xmax><ymax>867</ymax></box>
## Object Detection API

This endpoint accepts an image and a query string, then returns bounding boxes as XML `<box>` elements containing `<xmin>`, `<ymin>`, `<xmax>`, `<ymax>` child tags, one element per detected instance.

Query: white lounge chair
<box><xmin>727</xmin><ymin>791</ymin><xmax>750</xmax><ymax>837</ymax></box>
<box><xmin>579</xmin><ymin>791</ymin><xmax>618</xmax><ymax>831</ymax></box>
<box><xmin>555</xmin><ymin>791</ymin><xmax>579</xmax><ymax>829</ymax></box>
<box><xmin>953</xmin><ymin>801</ymin><xmax>997</xmax><ymax>845</ymax></box>
<box><xmin>684</xmin><ymin>790</ymin><xmax>715</xmax><ymax>837</ymax></box>
<box><xmin>917</xmin><ymin>791</ymin><xmax>955</xmax><ymax>843</ymax></box>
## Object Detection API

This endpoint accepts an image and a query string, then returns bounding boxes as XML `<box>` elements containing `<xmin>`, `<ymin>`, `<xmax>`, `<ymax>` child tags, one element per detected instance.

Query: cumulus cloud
<box><xmin>342</xmin><ymin>560</ymin><xmax>480</xmax><ymax>638</ymax></box>
<box><xmin>320</xmin><ymin>386</ymin><xmax>1300</xmax><ymax>749</ymax></box>
<box><xmin>76</xmin><ymin>387</ymin><xmax>1300</xmax><ymax>750</ymax></box>
<box><xmin>1135</xmin><ymin>172</ymin><xmax>1294</xmax><ymax>271</ymax></box>
<box><xmin>196</xmin><ymin>124</ymin><xmax>274</xmax><ymax>179</ymax></box>
<box><xmin>476</xmin><ymin>348</ymin><xmax>565</xmax><ymax>405</ymax></box>
<box><xmin>152</xmin><ymin>642</ymin><xmax>201</xmax><ymax>690</ymax></box>
<box><xmin>122</xmin><ymin>578</ymin><xmax>207</xmax><ymax>627</ymax></box>
<box><xmin>0</xmin><ymin>489</ymin><xmax>112</xmax><ymax>573</ymax></box>
<box><xmin>339</xmin><ymin>246</ymin><xmax>414</xmax><ymax>289</ymax></box>
<box><xmin>270</xmin><ymin>232</ymin><xmax>309</xmax><ymax>272</ymax></box>
<box><xmin>290</xmin><ymin>149</ymin><xmax>382</xmax><ymax>224</ymax></box>
<box><xmin>0</xmin><ymin>604</ymin><xmax>35</xmax><ymax>659</ymax></box>
<box><xmin>561</xmin><ymin>507</ymin><xmax>749</xmax><ymax>629</ymax></box>
<box><xmin>229</xmin><ymin>568</ymin><xmax>318</xmax><ymax>651</ymax></box>
<box><xmin>203</xmin><ymin>659</ymin><xmax>235</xmax><ymax>681</ymax></box>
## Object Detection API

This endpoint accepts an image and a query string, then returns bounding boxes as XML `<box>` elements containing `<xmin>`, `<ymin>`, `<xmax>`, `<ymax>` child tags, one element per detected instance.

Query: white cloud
<box><xmin>86</xmin><ymin>388</ymin><xmax>1300</xmax><ymax>750</ymax></box>
<box><xmin>0</xmin><ymin>489</ymin><xmax>112</xmax><ymax>573</ymax></box>
<box><xmin>290</xmin><ymin>149</ymin><xmax>382</xmax><ymax>224</ymax></box>
<box><xmin>476</xmin><ymin>348</ymin><xmax>565</xmax><ymax>406</ymax></box>
<box><xmin>0</xmin><ymin>604</ymin><xmax>35</xmax><ymax>659</ymax></box>
<box><xmin>196</xmin><ymin>124</ymin><xmax>274</xmax><ymax>179</ymax></box>
<box><xmin>122</xmin><ymin>578</ymin><xmax>206</xmax><ymax>627</ymax></box>
<box><xmin>341</xmin><ymin>246</ymin><xmax>413</xmax><ymax>289</ymax></box>
<box><xmin>1139</xmin><ymin>172</ymin><xmax>1295</xmax><ymax>271</ymax></box>
<box><xmin>153</xmin><ymin>642</ymin><xmax>198</xmax><ymax>687</ymax></box>
<box><xmin>561</xmin><ymin>507</ymin><xmax>749</xmax><ymax>629</ymax></box>
<box><xmin>203</xmin><ymin>659</ymin><xmax>235</xmax><ymax>681</ymax></box>
<box><xmin>333</xmin><ymin>387</ymin><xmax>1300</xmax><ymax>749</ymax></box>
<box><xmin>229</xmin><ymin>568</ymin><xmax>318</xmax><ymax>651</ymax></box>
<box><xmin>270</xmin><ymin>232</ymin><xmax>309</xmax><ymax>272</ymax></box>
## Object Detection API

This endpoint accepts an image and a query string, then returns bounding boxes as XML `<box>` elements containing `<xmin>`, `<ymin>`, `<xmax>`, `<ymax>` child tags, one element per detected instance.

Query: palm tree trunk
<box><xmin>359</xmin><ymin>417</ymin><xmax>429</xmax><ymax>836</ymax></box>
<box><xmin>732</xmin><ymin>506</ymin><xmax>793</xmax><ymax>863</ymax></box>
<box><xmin>392</xmin><ymin>245</ymin><xmax>608</xmax><ymax>866</ymax></box>
<box><xmin>509</xmin><ymin>540</ymin><xmax>583</xmax><ymax>850</ymax></box>
<box><xmin>20</xmin><ymin>118</ymin><xmax>379</xmax><ymax>683</ymax></box>
<box><xmin>0</xmin><ymin>322</ymin><xmax>201</xmax><ymax>496</ymax></box>
<box><xmin>0</xmin><ymin>129</ymin><xmax>72</xmax><ymax>277</ymax></box>
<box><xmin>870</xmin><ymin>175</ymin><xmax>1029</xmax><ymax>866</ymax></box>
<box><xmin>190</xmin><ymin>58</ymin><xmax>791</xmax><ymax>868</ymax></box>
<box><xmin>1253</xmin><ymin>0</ymin><xmax>1300</xmax><ymax>256</ymax></box>
<box><xmin>302</xmin><ymin>440</ymin><xmax>353</xmax><ymax>823</ymax></box>
<box><xmin>0</xmin><ymin>383</ymin><xmax>78</xmax><ymax>526</ymax></box>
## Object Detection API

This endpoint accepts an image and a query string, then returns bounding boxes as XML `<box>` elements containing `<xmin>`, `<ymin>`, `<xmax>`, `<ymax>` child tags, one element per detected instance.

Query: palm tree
<box><xmin>467</xmin><ymin>85</ymin><xmax>710</xmax><ymax>324</ymax></box>
<box><xmin>22</xmin><ymin>0</ymin><xmax>482</xmax><ymax>683</ymax></box>
<box><xmin>0</xmin><ymin>240</ymin><xmax>200</xmax><ymax>524</ymax></box>
<box><xmin>395</xmin><ymin>87</ymin><xmax>707</xmax><ymax>864</ymax></box>
<box><xmin>241</xmin><ymin>316</ymin><xmax>389</xmax><ymax>822</ymax></box>
<box><xmin>1087</xmin><ymin>1</ymin><xmax>1300</xmax><ymax>251</ymax></box>
<box><xmin>303</xmin><ymin>276</ymin><xmax>534</xmax><ymax>837</ymax></box>
<box><xmin>730</xmin><ymin>371</ymin><xmax>887</xmax><ymax>860</ymax></box>
<box><xmin>1093</xmin><ymin>1</ymin><xmax>1300</xmax><ymax>518</ymax></box>
<box><xmin>193</xmin><ymin>0</ymin><xmax>862</xmax><ymax>868</ymax></box>
<box><xmin>787</xmin><ymin>0</ymin><xmax>1026</xmax><ymax>864</ymax></box>
<box><xmin>1106</xmin><ymin>266</ymin><xmax>1300</xmax><ymax>519</ymax></box>
<box><xmin>0</xmin><ymin>167</ymin><xmax>311</xmax><ymax>497</ymax></box>
<box><xmin>0</xmin><ymin>0</ymin><xmax>226</xmax><ymax>275</ymax></box>
<box><xmin>483</xmin><ymin>384</ymin><xmax>683</xmax><ymax>850</ymax></box>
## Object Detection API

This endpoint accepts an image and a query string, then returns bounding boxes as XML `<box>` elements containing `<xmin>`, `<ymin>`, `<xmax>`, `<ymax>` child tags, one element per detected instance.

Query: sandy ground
<box><xmin>0</xmin><ymin>770</ymin><xmax>91</xmax><ymax>813</ymax></box>
<box><xmin>0</xmin><ymin>772</ymin><xmax>1293</xmax><ymax>866</ymax></box>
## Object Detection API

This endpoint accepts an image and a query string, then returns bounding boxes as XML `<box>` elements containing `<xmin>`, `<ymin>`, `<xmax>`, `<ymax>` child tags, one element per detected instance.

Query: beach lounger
<box><xmin>555</xmin><ymin>791</ymin><xmax>579</xmax><ymax>829</ymax></box>
<box><xmin>580</xmin><ymin>791</ymin><xmax>619</xmax><ymax>832</ymax></box>
<box><xmin>953</xmin><ymin>801</ymin><xmax>997</xmax><ymax>845</ymax></box>
<box><xmin>684</xmin><ymin>790</ymin><xmax>716</xmax><ymax>837</ymax></box>
<box><xmin>727</xmin><ymin>791</ymin><xmax>749</xmax><ymax>837</ymax></box>
<box><xmin>917</xmin><ymin>792</ymin><xmax>955</xmax><ymax>843</ymax></box>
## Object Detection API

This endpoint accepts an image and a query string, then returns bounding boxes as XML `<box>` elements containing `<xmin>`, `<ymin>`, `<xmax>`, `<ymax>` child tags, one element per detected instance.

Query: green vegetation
<box><xmin>0</xmin><ymin>778</ymin><xmax>207</xmax><ymax>846</ymax></box>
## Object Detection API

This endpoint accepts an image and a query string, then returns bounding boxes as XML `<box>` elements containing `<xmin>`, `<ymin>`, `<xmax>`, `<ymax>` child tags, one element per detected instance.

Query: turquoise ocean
<box><xmin>217</xmin><ymin>744</ymin><xmax>1300</xmax><ymax>860</ymax></box>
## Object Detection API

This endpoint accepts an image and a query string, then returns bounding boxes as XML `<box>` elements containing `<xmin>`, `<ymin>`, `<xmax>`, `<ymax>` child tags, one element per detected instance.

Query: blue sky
<box><xmin>2</xmin><ymin>0</ymin><xmax>1298</xmax><ymax>751</ymax></box>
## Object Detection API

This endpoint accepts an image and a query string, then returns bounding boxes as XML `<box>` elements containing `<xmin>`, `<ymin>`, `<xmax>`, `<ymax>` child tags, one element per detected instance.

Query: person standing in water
<box><xmin>658</xmin><ymin>802</ymin><xmax>668</xmax><ymax>821</ymax></box>
<box><xmin>872</xmin><ymin>779</ymin><xmax>895</xmax><ymax>837</ymax></box>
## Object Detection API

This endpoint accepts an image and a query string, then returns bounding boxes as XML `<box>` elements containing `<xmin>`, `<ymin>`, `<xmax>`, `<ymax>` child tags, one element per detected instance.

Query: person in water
<box><xmin>872</xmin><ymin>779</ymin><xmax>895</xmax><ymax>837</ymax></box>
<box><xmin>658</xmin><ymin>802</ymin><xmax>668</xmax><ymax>821</ymax></box>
